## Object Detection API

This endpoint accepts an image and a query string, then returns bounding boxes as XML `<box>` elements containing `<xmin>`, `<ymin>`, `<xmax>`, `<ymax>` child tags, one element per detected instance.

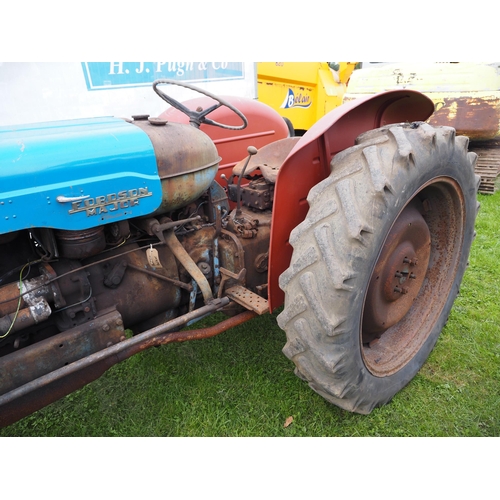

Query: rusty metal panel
<box><xmin>133</xmin><ymin>119</ymin><xmax>221</xmax><ymax>213</ymax></box>
<box><xmin>345</xmin><ymin>63</ymin><xmax>500</xmax><ymax>143</ymax></box>
<box><xmin>0</xmin><ymin>308</ymin><xmax>125</xmax><ymax>426</ymax></box>
<box><xmin>232</xmin><ymin>137</ymin><xmax>300</xmax><ymax>183</ymax></box>
<box><xmin>429</xmin><ymin>95</ymin><xmax>500</xmax><ymax>141</ymax></box>
<box><xmin>0</xmin><ymin>307</ymin><xmax>125</xmax><ymax>396</ymax></box>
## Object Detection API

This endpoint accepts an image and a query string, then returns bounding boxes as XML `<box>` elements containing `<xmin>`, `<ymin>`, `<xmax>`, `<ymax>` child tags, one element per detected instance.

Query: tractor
<box><xmin>0</xmin><ymin>79</ymin><xmax>479</xmax><ymax>427</ymax></box>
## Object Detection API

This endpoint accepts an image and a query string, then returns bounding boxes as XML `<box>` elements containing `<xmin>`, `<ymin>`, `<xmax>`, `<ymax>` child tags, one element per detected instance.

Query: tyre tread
<box><xmin>277</xmin><ymin>122</ymin><xmax>478</xmax><ymax>414</ymax></box>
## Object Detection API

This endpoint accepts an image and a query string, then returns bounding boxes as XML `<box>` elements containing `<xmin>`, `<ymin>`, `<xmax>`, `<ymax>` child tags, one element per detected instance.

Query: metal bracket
<box><xmin>217</xmin><ymin>267</ymin><xmax>246</xmax><ymax>298</ymax></box>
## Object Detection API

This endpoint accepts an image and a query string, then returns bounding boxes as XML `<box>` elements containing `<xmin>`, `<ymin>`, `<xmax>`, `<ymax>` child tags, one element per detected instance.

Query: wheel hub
<box><xmin>362</xmin><ymin>201</ymin><xmax>431</xmax><ymax>343</ymax></box>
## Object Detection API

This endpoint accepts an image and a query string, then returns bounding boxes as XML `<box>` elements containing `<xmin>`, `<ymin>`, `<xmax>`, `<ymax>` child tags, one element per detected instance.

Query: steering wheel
<box><xmin>152</xmin><ymin>79</ymin><xmax>248</xmax><ymax>130</ymax></box>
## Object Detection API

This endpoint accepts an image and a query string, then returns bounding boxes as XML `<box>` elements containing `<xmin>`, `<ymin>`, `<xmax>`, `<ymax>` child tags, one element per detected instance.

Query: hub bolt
<box><xmin>403</xmin><ymin>257</ymin><xmax>418</xmax><ymax>266</ymax></box>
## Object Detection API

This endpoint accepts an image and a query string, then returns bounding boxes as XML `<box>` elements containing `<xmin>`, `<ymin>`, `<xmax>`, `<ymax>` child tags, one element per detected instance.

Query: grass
<box><xmin>1</xmin><ymin>193</ymin><xmax>499</xmax><ymax>437</ymax></box>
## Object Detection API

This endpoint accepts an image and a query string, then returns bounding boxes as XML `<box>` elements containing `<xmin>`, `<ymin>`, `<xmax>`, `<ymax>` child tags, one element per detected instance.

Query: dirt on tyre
<box><xmin>277</xmin><ymin>122</ymin><xmax>480</xmax><ymax>414</ymax></box>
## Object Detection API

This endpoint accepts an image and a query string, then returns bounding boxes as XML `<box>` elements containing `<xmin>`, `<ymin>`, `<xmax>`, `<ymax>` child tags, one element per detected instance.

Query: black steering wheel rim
<box><xmin>153</xmin><ymin>79</ymin><xmax>248</xmax><ymax>130</ymax></box>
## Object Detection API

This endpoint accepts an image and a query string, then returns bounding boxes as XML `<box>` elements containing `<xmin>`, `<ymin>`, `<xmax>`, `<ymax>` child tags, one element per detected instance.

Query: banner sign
<box><xmin>82</xmin><ymin>62</ymin><xmax>245</xmax><ymax>91</ymax></box>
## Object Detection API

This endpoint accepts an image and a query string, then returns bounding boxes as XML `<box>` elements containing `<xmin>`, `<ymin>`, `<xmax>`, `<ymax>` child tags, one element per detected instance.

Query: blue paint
<box><xmin>0</xmin><ymin>117</ymin><xmax>163</xmax><ymax>234</ymax></box>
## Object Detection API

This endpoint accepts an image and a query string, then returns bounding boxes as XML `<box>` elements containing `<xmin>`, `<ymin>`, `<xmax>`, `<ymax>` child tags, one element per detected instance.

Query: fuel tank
<box><xmin>132</xmin><ymin>116</ymin><xmax>221</xmax><ymax>213</ymax></box>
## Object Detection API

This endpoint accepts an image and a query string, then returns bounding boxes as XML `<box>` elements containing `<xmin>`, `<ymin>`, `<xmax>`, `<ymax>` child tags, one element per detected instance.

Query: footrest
<box><xmin>225</xmin><ymin>286</ymin><xmax>269</xmax><ymax>315</ymax></box>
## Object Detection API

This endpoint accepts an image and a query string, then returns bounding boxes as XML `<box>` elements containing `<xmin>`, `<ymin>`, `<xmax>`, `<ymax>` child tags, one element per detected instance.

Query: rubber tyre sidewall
<box><xmin>278</xmin><ymin>124</ymin><xmax>478</xmax><ymax>414</ymax></box>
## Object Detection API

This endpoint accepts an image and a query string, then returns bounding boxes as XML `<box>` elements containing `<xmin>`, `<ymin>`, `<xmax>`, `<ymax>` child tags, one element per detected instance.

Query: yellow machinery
<box><xmin>344</xmin><ymin>62</ymin><xmax>500</xmax><ymax>193</ymax></box>
<box><xmin>257</xmin><ymin>62</ymin><xmax>357</xmax><ymax>134</ymax></box>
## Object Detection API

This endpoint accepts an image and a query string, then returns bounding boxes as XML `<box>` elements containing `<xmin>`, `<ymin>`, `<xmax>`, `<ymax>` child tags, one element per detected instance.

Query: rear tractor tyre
<box><xmin>277</xmin><ymin>122</ymin><xmax>479</xmax><ymax>414</ymax></box>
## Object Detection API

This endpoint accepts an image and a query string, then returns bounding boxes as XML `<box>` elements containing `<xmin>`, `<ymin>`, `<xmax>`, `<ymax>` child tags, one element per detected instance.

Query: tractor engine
<box><xmin>0</xmin><ymin>113</ymin><xmax>273</xmax><ymax>370</ymax></box>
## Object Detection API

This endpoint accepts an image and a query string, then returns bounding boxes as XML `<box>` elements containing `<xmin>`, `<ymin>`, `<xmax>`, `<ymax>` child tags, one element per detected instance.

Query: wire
<box><xmin>53</xmin><ymin>286</ymin><xmax>93</xmax><ymax>313</ymax></box>
<box><xmin>0</xmin><ymin>241</ymin><xmax>164</xmax><ymax>308</ymax></box>
<box><xmin>0</xmin><ymin>258</ymin><xmax>40</xmax><ymax>285</ymax></box>
<box><xmin>0</xmin><ymin>262</ymin><xmax>29</xmax><ymax>339</ymax></box>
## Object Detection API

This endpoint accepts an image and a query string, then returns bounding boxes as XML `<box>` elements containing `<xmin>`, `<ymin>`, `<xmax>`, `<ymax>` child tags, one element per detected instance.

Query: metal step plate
<box><xmin>225</xmin><ymin>286</ymin><xmax>269</xmax><ymax>315</ymax></box>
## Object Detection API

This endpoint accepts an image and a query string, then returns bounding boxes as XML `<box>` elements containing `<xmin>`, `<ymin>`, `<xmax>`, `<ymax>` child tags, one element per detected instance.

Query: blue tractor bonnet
<box><xmin>0</xmin><ymin>116</ymin><xmax>162</xmax><ymax>235</ymax></box>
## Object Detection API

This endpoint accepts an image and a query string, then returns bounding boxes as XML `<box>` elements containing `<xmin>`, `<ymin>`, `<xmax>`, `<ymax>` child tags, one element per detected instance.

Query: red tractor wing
<box><xmin>268</xmin><ymin>89</ymin><xmax>435</xmax><ymax>311</ymax></box>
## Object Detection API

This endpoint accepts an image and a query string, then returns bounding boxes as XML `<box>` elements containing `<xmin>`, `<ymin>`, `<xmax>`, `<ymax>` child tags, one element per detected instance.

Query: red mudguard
<box><xmin>268</xmin><ymin>90</ymin><xmax>435</xmax><ymax>310</ymax></box>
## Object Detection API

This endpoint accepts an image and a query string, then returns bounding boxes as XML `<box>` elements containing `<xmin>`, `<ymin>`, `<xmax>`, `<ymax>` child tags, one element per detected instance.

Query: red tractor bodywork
<box><xmin>269</xmin><ymin>90</ymin><xmax>435</xmax><ymax>309</ymax></box>
<box><xmin>163</xmin><ymin>90</ymin><xmax>434</xmax><ymax>310</ymax></box>
<box><xmin>159</xmin><ymin>96</ymin><xmax>289</xmax><ymax>184</ymax></box>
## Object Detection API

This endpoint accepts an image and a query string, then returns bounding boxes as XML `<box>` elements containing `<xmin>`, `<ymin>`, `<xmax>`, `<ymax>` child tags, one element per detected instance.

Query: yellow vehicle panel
<box><xmin>257</xmin><ymin>62</ymin><xmax>356</xmax><ymax>132</ymax></box>
<box><xmin>344</xmin><ymin>62</ymin><xmax>500</xmax><ymax>141</ymax></box>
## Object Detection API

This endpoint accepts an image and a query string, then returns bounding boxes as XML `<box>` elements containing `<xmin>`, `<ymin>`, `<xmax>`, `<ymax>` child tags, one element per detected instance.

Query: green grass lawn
<box><xmin>1</xmin><ymin>193</ymin><xmax>499</xmax><ymax>437</ymax></box>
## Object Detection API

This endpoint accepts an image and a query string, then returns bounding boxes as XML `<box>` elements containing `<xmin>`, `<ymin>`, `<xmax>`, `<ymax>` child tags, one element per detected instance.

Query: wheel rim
<box><xmin>361</xmin><ymin>177</ymin><xmax>466</xmax><ymax>377</ymax></box>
